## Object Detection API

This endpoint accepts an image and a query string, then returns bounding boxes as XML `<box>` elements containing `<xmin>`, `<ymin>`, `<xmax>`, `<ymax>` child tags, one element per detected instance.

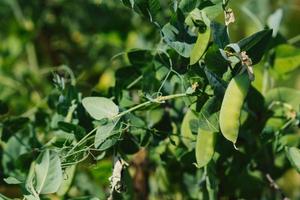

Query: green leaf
<box><xmin>1</xmin><ymin>117</ymin><xmax>29</xmax><ymax>142</ymax></box>
<box><xmin>121</xmin><ymin>0</ymin><xmax>161</xmax><ymax>21</ymax></box>
<box><xmin>0</xmin><ymin>100</ymin><xmax>8</xmax><ymax>115</ymax></box>
<box><xmin>204</xmin><ymin>68</ymin><xmax>227</xmax><ymax>97</ymax></box>
<box><xmin>162</xmin><ymin>23</ymin><xmax>195</xmax><ymax>57</ymax></box>
<box><xmin>265</xmin><ymin>87</ymin><xmax>300</xmax><ymax>109</ymax></box>
<box><xmin>179</xmin><ymin>0</ymin><xmax>201</xmax><ymax>13</ymax></box>
<box><xmin>272</xmin><ymin>44</ymin><xmax>300</xmax><ymax>78</ymax></box>
<box><xmin>4</xmin><ymin>176</ymin><xmax>22</xmax><ymax>184</ymax></box>
<box><xmin>279</xmin><ymin>134</ymin><xmax>300</xmax><ymax>148</ymax></box>
<box><xmin>286</xmin><ymin>147</ymin><xmax>300</xmax><ymax>173</ymax></box>
<box><xmin>202</xmin><ymin>2</ymin><xmax>223</xmax><ymax>20</ymax></box>
<box><xmin>267</xmin><ymin>9</ymin><xmax>283</xmax><ymax>37</ymax></box>
<box><xmin>97</xmin><ymin>134</ymin><xmax>119</xmax><ymax>151</ymax></box>
<box><xmin>181</xmin><ymin>106</ymin><xmax>197</xmax><ymax>148</ymax></box>
<box><xmin>205</xmin><ymin>44</ymin><xmax>229</xmax><ymax>75</ymax></box>
<box><xmin>34</xmin><ymin>150</ymin><xmax>63</xmax><ymax>194</ymax></box>
<box><xmin>198</xmin><ymin>97</ymin><xmax>221</xmax><ymax>132</ymax></box>
<box><xmin>161</xmin><ymin>10</ymin><xmax>196</xmax><ymax>57</ymax></box>
<box><xmin>94</xmin><ymin>121</ymin><xmax>117</xmax><ymax>148</ymax></box>
<box><xmin>195</xmin><ymin>129</ymin><xmax>216</xmax><ymax>168</ymax></box>
<box><xmin>82</xmin><ymin>97</ymin><xmax>119</xmax><ymax>120</ymax></box>
<box><xmin>58</xmin><ymin>121</ymin><xmax>86</xmax><ymax>140</ymax></box>
<box><xmin>127</xmin><ymin>49</ymin><xmax>153</xmax><ymax>65</ymax></box>
<box><xmin>210</xmin><ymin>21</ymin><xmax>229</xmax><ymax>49</ymax></box>
<box><xmin>238</xmin><ymin>29</ymin><xmax>273</xmax><ymax>64</ymax></box>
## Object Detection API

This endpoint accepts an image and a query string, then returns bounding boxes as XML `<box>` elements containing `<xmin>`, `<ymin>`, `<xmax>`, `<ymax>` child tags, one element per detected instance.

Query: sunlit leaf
<box><xmin>34</xmin><ymin>150</ymin><xmax>63</xmax><ymax>194</ymax></box>
<box><xmin>286</xmin><ymin>147</ymin><xmax>300</xmax><ymax>173</ymax></box>
<box><xmin>95</xmin><ymin>121</ymin><xmax>118</xmax><ymax>148</ymax></box>
<box><xmin>82</xmin><ymin>97</ymin><xmax>119</xmax><ymax>120</ymax></box>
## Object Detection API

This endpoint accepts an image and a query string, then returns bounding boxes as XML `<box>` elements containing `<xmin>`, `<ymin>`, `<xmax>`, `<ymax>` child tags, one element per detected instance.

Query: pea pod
<box><xmin>219</xmin><ymin>73</ymin><xmax>250</xmax><ymax>144</ymax></box>
<box><xmin>195</xmin><ymin>129</ymin><xmax>216</xmax><ymax>168</ymax></box>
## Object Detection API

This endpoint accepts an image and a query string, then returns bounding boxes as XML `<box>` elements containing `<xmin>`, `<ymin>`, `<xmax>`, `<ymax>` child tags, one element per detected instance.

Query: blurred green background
<box><xmin>1</xmin><ymin>0</ymin><xmax>299</xmax><ymax>115</ymax></box>
<box><xmin>0</xmin><ymin>0</ymin><xmax>300</xmax><ymax>199</ymax></box>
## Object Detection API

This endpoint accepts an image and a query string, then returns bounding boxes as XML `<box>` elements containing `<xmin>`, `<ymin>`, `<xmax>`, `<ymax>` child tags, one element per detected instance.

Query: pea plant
<box><xmin>1</xmin><ymin>0</ymin><xmax>300</xmax><ymax>199</ymax></box>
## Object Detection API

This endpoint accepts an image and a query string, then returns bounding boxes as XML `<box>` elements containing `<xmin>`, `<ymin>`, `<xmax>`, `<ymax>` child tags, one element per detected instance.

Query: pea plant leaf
<box><xmin>95</xmin><ymin>120</ymin><xmax>118</xmax><ymax>149</ymax></box>
<box><xmin>285</xmin><ymin>147</ymin><xmax>300</xmax><ymax>173</ymax></box>
<box><xmin>198</xmin><ymin>97</ymin><xmax>221</xmax><ymax>132</ymax></box>
<box><xmin>34</xmin><ymin>150</ymin><xmax>63</xmax><ymax>194</ymax></box>
<box><xmin>265</xmin><ymin>87</ymin><xmax>300</xmax><ymax>109</ymax></box>
<box><xmin>25</xmin><ymin>150</ymin><xmax>63</xmax><ymax>198</ymax></box>
<box><xmin>210</xmin><ymin>21</ymin><xmax>230</xmax><ymax>49</ymax></box>
<box><xmin>161</xmin><ymin>10</ymin><xmax>196</xmax><ymax>57</ymax></box>
<box><xmin>121</xmin><ymin>0</ymin><xmax>161</xmax><ymax>21</ymax></box>
<box><xmin>272</xmin><ymin>44</ymin><xmax>300</xmax><ymax>78</ymax></box>
<box><xmin>82</xmin><ymin>97</ymin><xmax>119</xmax><ymax>120</ymax></box>
<box><xmin>204</xmin><ymin>67</ymin><xmax>227</xmax><ymax>97</ymax></box>
<box><xmin>238</xmin><ymin>29</ymin><xmax>273</xmax><ymax>64</ymax></box>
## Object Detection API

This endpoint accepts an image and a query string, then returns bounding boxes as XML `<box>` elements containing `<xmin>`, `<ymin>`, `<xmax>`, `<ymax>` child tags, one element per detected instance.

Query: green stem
<box><xmin>63</xmin><ymin>92</ymin><xmax>189</xmax><ymax>161</ymax></box>
<box><xmin>112</xmin><ymin>92</ymin><xmax>188</xmax><ymax>120</ymax></box>
<box><xmin>63</xmin><ymin>127</ymin><xmax>97</xmax><ymax>158</ymax></box>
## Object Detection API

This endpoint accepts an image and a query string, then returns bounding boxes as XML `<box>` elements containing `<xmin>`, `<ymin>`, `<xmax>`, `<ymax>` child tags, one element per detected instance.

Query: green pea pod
<box><xmin>219</xmin><ymin>73</ymin><xmax>250</xmax><ymax>144</ymax></box>
<box><xmin>195</xmin><ymin>129</ymin><xmax>216</xmax><ymax>168</ymax></box>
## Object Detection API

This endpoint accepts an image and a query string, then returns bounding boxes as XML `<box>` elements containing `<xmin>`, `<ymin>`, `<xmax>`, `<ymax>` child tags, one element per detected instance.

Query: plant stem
<box><xmin>63</xmin><ymin>92</ymin><xmax>189</xmax><ymax>161</ymax></box>
<box><xmin>112</xmin><ymin>92</ymin><xmax>188</xmax><ymax>120</ymax></box>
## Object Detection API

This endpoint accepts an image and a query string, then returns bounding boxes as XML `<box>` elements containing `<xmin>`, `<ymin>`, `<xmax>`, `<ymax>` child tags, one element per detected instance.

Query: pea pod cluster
<box><xmin>219</xmin><ymin>73</ymin><xmax>250</xmax><ymax>145</ymax></box>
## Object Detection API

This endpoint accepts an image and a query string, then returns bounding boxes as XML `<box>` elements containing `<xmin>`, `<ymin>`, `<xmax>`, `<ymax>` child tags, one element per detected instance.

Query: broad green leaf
<box><xmin>204</xmin><ymin>68</ymin><xmax>227</xmax><ymax>97</ymax></box>
<box><xmin>238</xmin><ymin>29</ymin><xmax>273</xmax><ymax>64</ymax></box>
<box><xmin>195</xmin><ymin>129</ymin><xmax>216</xmax><ymax>168</ymax></box>
<box><xmin>82</xmin><ymin>97</ymin><xmax>119</xmax><ymax>120</ymax></box>
<box><xmin>35</xmin><ymin>150</ymin><xmax>63</xmax><ymax>194</ymax></box>
<box><xmin>4</xmin><ymin>176</ymin><xmax>22</xmax><ymax>184</ymax></box>
<box><xmin>179</xmin><ymin>0</ymin><xmax>201</xmax><ymax>13</ymax></box>
<box><xmin>97</xmin><ymin>134</ymin><xmax>119</xmax><ymax>151</ymax></box>
<box><xmin>286</xmin><ymin>147</ymin><xmax>300</xmax><ymax>173</ymax></box>
<box><xmin>198</xmin><ymin>97</ymin><xmax>221</xmax><ymax>132</ymax></box>
<box><xmin>190</xmin><ymin>11</ymin><xmax>211</xmax><ymax>65</ymax></box>
<box><xmin>161</xmin><ymin>10</ymin><xmax>196</xmax><ymax>57</ymax></box>
<box><xmin>279</xmin><ymin>134</ymin><xmax>300</xmax><ymax>148</ymax></box>
<box><xmin>127</xmin><ymin>49</ymin><xmax>153</xmax><ymax>65</ymax></box>
<box><xmin>162</xmin><ymin>23</ymin><xmax>195</xmax><ymax>57</ymax></box>
<box><xmin>57</xmin><ymin>165</ymin><xmax>76</xmax><ymax>196</ymax></box>
<box><xmin>58</xmin><ymin>121</ymin><xmax>86</xmax><ymax>140</ymax></box>
<box><xmin>265</xmin><ymin>87</ymin><xmax>300</xmax><ymax>109</ymax></box>
<box><xmin>267</xmin><ymin>9</ymin><xmax>283</xmax><ymax>37</ymax></box>
<box><xmin>121</xmin><ymin>0</ymin><xmax>160</xmax><ymax>21</ymax></box>
<box><xmin>181</xmin><ymin>107</ymin><xmax>197</xmax><ymax>148</ymax></box>
<box><xmin>205</xmin><ymin>45</ymin><xmax>229</xmax><ymax>75</ymax></box>
<box><xmin>210</xmin><ymin>21</ymin><xmax>229</xmax><ymax>49</ymax></box>
<box><xmin>272</xmin><ymin>44</ymin><xmax>300</xmax><ymax>78</ymax></box>
<box><xmin>1</xmin><ymin>117</ymin><xmax>29</xmax><ymax>142</ymax></box>
<box><xmin>94</xmin><ymin>121</ymin><xmax>117</xmax><ymax>148</ymax></box>
<box><xmin>202</xmin><ymin>2</ymin><xmax>223</xmax><ymax>20</ymax></box>
<box><xmin>25</xmin><ymin>160</ymin><xmax>38</xmax><ymax>198</ymax></box>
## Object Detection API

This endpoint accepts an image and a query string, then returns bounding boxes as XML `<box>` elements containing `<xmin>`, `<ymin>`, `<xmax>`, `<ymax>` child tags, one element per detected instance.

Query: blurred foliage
<box><xmin>0</xmin><ymin>0</ymin><xmax>300</xmax><ymax>199</ymax></box>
